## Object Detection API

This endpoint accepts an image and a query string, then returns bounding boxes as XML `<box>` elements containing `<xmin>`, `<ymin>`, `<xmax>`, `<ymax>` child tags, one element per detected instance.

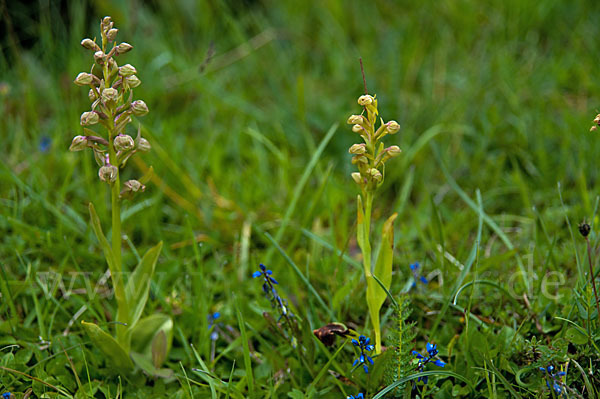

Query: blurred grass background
<box><xmin>2</xmin><ymin>0</ymin><xmax>600</xmax><ymax>394</ymax></box>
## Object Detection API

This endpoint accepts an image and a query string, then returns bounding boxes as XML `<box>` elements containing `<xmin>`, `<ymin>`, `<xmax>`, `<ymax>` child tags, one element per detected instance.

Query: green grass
<box><xmin>1</xmin><ymin>0</ymin><xmax>600</xmax><ymax>397</ymax></box>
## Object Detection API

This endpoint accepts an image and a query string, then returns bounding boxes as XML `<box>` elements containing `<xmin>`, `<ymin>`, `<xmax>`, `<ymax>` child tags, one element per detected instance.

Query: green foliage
<box><xmin>384</xmin><ymin>296</ymin><xmax>417</xmax><ymax>397</ymax></box>
<box><xmin>2</xmin><ymin>0</ymin><xmax>600</xmax><ymax>397</ymax></box>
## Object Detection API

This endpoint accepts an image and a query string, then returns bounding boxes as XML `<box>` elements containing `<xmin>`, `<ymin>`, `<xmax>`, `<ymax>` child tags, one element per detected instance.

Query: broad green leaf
<box><xmin>152</xmin><ymin>330</ymin><xmax>167</xmax><ymax>368</ymax></box>
<box><xmin>125</xmin><ymin>241</ymin><xmax>163</xmax><ymax>328</ymax></box>
<box><xmin>130</xmin><ymin>351</ymin><xmax>174</xmax><ymax>379</ymax></box>
<box><xmin>371</xmin><ymin>213</ymin><xmax>397</xmax><ymax>310</ymax></box>
<box><xmin>88</xmin><ymin>202</ymin><xmax>116</xmax><ymax>273</ymax></box>
<box><xmin>81</xmin><ymin>320</ymin><xmax>133</xmax><ymax>373</ymax></box>
<box><xmin>565</xmin><ymin>327</ymin><xmax>588</xmax><ymax>345</ymax></box>
<box><xmin>127</xmin><ymin>313</ymin><xmax>173</xmax><ymax>356</ymax></box>
<box><xmin>356</xmin><ymin>195</ymin><xmax>365</xmax><ymax>252</ymax></box>
<box><xmin>367</xmin><ymin>213</ymin><xmax>397</xmax><ymax>353</ymax></box>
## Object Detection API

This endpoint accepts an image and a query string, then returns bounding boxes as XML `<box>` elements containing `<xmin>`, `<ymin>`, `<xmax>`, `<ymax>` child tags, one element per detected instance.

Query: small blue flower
<box><xmin>409</xmin><ymin>262</ymin><xmax>428</xmax><ymax>288</ymax></box>
<box><xmin>252</xmin><ymin>263</ymin><xmax>292</xmax><ymax>322</ymax></box>
<box><xmin>352</xmin><ymin>335</ymin><xmax>375</xmax><ymax>373</ymax></box>
<box><xmin>346</xmin><ymin>394</ymin><xmax>364</xmax><ymax>399</ymax></box>
<box><xmin>413</xmin><ymin>342</ymin><xmax>445</xmax><ymax>385</ymax></box>
<box><xmin>207</xmin><ymin>312</ymin><xmax>221</xmax><ymax>341</ymax></box>
<box><xmin>2</xmin><ymin>393</ymin><xmax>14</xmax><ymax>399</ymax></box>
<box><xmin>540</xmin><ymin>366</ymin><xmax>566</xmax><ymax>396</ymax></box>
<box><xmin>39</xmin><ymin>135</ymin><xmax>52</xmax><ymax>153</ymax></box>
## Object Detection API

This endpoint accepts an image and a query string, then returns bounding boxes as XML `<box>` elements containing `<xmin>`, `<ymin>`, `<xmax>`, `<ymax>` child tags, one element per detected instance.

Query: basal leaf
<box><xmin>81</xmin><ymin>320</ymin><xmax>133</xmax><ymax>373</ymax></box>
<box><xmin>125</xmin><ymin>241</ymin><xmax>163</xmax><ymax>328</ymax></box>
<box><xmin>127</xmin><ymin>313</ymin><xmax>173</xmax><ymax>357</ymax></box>
<box><xmin>88</xmin><ymin>202</ymin><xmax>116</xmax><ymax>273</ymax></box>
<box><xmin>356</xmin><ymin>194</ymin><xmax>365</xmax><ymax>253</ymax></box>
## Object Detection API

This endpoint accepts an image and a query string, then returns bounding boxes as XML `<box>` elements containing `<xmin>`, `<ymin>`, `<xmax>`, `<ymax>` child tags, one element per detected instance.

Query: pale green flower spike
<box><xmin>69</xmin><ymin>16</ymin><xmax>171</xmax><ymax>377</ymax></box>
<box><xmin>348</xmin><ymin>91</ymin><xmax>401</xmax><ymax>354</ymax></box>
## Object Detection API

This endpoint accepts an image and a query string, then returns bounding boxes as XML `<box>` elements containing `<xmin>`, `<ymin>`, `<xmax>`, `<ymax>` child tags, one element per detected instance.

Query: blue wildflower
<box><xmin>409</xmin><ymin>262</ymin><xmax>428</xmax><ymax>288</ymax></box>
<box><xmin>2</xmin><ymin>393</ymin><xmax>14</xmax><ymax>399</ymax></box>
<box><xmin>252</xmin><ymin>263</ymin><xmax>291</xmax><ymax>320</ymax></box>
<box><xmin>412</xmin><ymin>342</ymin><xmax>445</xmax><ymax>384</ymax></box>
<box><xmin>352</xmin><ymin>335</ymin><xmax>375</xmax><ymax>373</ymax></box>
<box><xmin>346</xmin><ymin>394</ymin><xmax>364</xmax><ymax>399</ymax></box>
<box><xmin>540</xmin><ymin>366</ymin><xmax>566</xmax><ymax>396</ymax></box>
<box><xmin>207</xmin><ymin>312</ymin><xmax>221</xmax><ymax>341</ymax></box>
<box><xmin>39</xmin><ymin>136</ymin><xmax>52</xmax><ymax>153</ymax></box>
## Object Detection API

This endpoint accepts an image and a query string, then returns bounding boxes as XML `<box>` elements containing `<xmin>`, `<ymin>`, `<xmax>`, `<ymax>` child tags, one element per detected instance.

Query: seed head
<box><xmin>131</xmin><ymin>100</ymin><xmax>149</xmax><ymax>116</ymax></box>
<box><xmin>80</xmin><ymin>111</ymin><xmax>99</xmax><ymax>126</ymax></box>
<box><xmin>579</xmin><ymin>222</ymin><xmax>591</xmax><ymax>238</ymax></box>
<box><xmin>357</xmin><ymin>94</ymin><xmax>374</xmax><ymax>106</ymax></box>
<box><xmin>69</xmin><ymin>135</ymin><xmax>88</xmax><ymax>151</ymax></box>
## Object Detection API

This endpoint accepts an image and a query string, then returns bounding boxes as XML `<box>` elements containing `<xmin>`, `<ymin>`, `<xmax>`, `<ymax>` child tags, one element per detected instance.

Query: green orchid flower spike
<box><xmin>70</xmin><ymin>16</ymin><xmax>172</xmax><ymax>377</ymax></box>
<box><xmin>348</xmin><ymin>92</ymin><xmax>400</xmax><ymax>354</ymax></box>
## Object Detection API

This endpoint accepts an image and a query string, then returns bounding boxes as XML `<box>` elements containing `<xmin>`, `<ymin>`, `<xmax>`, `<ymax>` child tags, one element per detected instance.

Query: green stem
<box><xmin>363</xmin><ymin>191</ymin><xmax>373</xmax><ymax>277</ymax></box>
<box><xmin>103</xmin><ymin>53</ymin><xmax>128</xmax><ymax>341</ymax></box>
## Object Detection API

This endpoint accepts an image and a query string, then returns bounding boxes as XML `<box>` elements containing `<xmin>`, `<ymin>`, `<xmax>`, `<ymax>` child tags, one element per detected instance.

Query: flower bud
<box><xmin>137</xmin><ymin>137</ymin><xmax>151</xmax><ymax>152</ymax></box>
<box><xmin>88</xmin><ymin>88</ymin><xmax>97</xmax><ymax>101</ymax></box>
<box><xmin>120</xmin><ymin>179</ymin><xmax>146</xmax><ymax>199</ymax></box>
<box><xmin>69</xmin><ymin>135</ymin><xmax>88</xmax><ymax>151</ymax></box>
<box><xmin>357</xmin><ymin>94</ymin><xmax>374</xmax><ymax>106</ymax></box>
<box><xmin>125</xmin><ymin>75</ymin><xmax>141</xmax><ymax>88</ymax></box>
<box><xmin>80</xmin><ymin>111</ymin><xmax>99</xmax><ymax>126</ymax></box>
<box><xmin>349</xmin><ymin>143</ymin><xmax>366</xmax><ymax>154</ymax></box>
<box><xmin>119</xmin><ymin>64</ymin><xmax>137</xmax><ymax>77</ymax></box>
<box><xmin>347</xmin><ymin>115</ymin><xmax>363</xmax><ymax>125</ymax></box>
<box><xmin>591</xmin><ymin>125</ymin><xmax>598</xmax><ymax>132</ymax></box>
<box><xmin>74</xmin><ymin>72</ymin><xmax>93</xmax><ymax>86</ymax></box>
<box><xmin>369</xmin><ymin>168</ymin><xmax>382</xmax><ymax>182</ymax></box>
<box><xmin>102</xmin><ymin>16</ymin><xmax>112</xmax><ymax>27</ymax></box>
<box><xmin>98</xmin><ymin>164</ymin><xmax>118</xmax><ymax>183</ymax></box>
<box><xmin>94</xmin><ymin>50</ymin><xmax>106</xmax><ymax>65</ymax></box>
<box><xmin>386</xmin><ymin>120</ymin><xmax>400</xmax><ymax>134</ymax></box>
<box><xmin>352</xmin><ymin>124</ymin><xmax>363</xmax><ymax>133</ymax></box>
<box><xmin>386</xmin><ymin>145</ymin><xmax>401</xmax><ymax>157</ymax></box>
<box><xmin>351</xmin><ymin>155</ymin><xmax>368</xmax><ymax>165</ymax></box>
<box><xmin>594</xmin><ymin>114</ymin><xmax>600</xmax><ymax>124</ymax></box>
<box><xmin>81</xmin><ymin>38</ymin><xmax>99</xmax><ymax>51</ymax></box>
<box><xmin>102</xmin><ymin>87</ymin><xmax>118</xmax><ymax>104</ymax></box>
<box><xmin>351</xmin><ymin>172</ymin><xmax>363</xmax><ymax>185</ymax></box>
<box><xmin>117</xmin><ymin>42</ymin><xmax>133</xmax><ymax>54</ymax></box>
<box><xmin>114</xmin><ymin>134</ymin><xmax>135</xmax><ymax>151</ymax></box>
<box><xmin>131</xmin><ymin>100</ymin><xmax>149</xmax><ymax>116</ymax></box>
<box><xmin>107</xmin><ymin>28</ymin><xmax>118</xmax><ymax>42</ymax></box>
